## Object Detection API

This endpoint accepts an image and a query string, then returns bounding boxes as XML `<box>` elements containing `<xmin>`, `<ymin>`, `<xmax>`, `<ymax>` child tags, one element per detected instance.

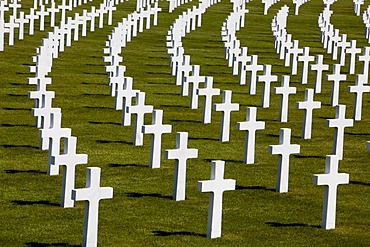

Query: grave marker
<box><xmin>214</xmin><ymin>90</ymin><xmax>240</xmax><ymax>142</ymax></box>
<box><xmin>72</xmin><ymin>167</ymin><xmax>113</xmax><ymax>247</ymax></box>
<box><xmin>348</xmin><ymin>75</ymin><xmax>370</xmax><ymax>121</ymax></box>
<box><xmin>198</xmin><ymin>160</ymin><xmax>236</xmax><ymax>238</ymax></box>
<box><xmin>258</xmin><ymin>64</ymin><xmax>278</xmax><ymax>108</ymax></box>
<box><xmin>237</xmin><ymin>107</ymin><xmax>265</xmax><ymax>164</ymax></box>
<box><xmin>274</xmin><ymin>75</ymin><xmax>297</xmax><ymax>122</ymax></box>
<box><xmin>197</xmin><ymin>77</ymin><xmax>220</xmax><ymax>124</ymax></box>
<box><xmin>298</xmin><ymin>47</ymin><xmax>314</xmax><ymax>84</ymax></box>
<box><xmin>165</xmin><ymin>132</ymin><xmax>198</xmax><ymax>201</ymax></box>
<box><xmin>310</xmin><ymin>55</ymin><xmax>329</xmax><ymax>93</ymax></box>
<box><xmin>52</xmin><ymin>136</ymin><xmax>88</xmax><ymax>208</ymax></box>
<box><xmin>127</xmin><ymin>92</ymin><xmax>153</xmax><ymax>146</ymax></box>
<box><xmin>142</xmin><ymin>110</ymin><xmax>172</xmax><ymax>169</ymax></box>
<box><xmin>327</xmin><ymin>64</ymin><xmax>346</xmax><ymax>106</ymax></box>
<box><xmin>326</xmin><ymin>105</ymin><xmax>354</xmax><ymax>160</ymax></box>
<box><xmin>296</xmin><ymin>88</ymin><xmax>322</xmax><ymax>139</ymax></box>
<box><xmin>313</xmin><ymin>155</ymin><xmax>349</xmax><ymax>230</ymax></box>
<box><xmin>268</xmin><ymin>128</ymin><xmax>300</xmax><ymax>193</ymax></box>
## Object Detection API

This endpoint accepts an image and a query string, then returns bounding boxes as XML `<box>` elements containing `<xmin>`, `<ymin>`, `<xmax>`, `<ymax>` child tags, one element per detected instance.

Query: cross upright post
<box><xmin>237</xmin><ymin>107</ymin><xmax>265</xmax><ymax>164</ymax></box>
<box><xmin>72</xmin><ymin>167</ymin><xmax>113</xmax><ymax>247</ymax></box>
<box><xmin>326</xmin><ymin>105</ymin><xmax>354</xmax><ymax>160</ymax></box>
<box><xmin>268</xmin><ymin>128</ymin><xmax>300</xmax><ymax>193</ymax></box>
<box><xmin>165</xmin><ymin>132</ymin><xmax>198</xmax><ymax>201</ymax></box>
<box><xmin>198</xmin><ymin>160</ymin><xmax>236</xmax><ymax>238</ymax></box>
<box><xmin>214</xmin><ymin>90</ymin><xmax>240</xmax><ymax>142</ymax></box>
<box><xmin>313</xmin><ymin>155</ymin><xmax>349</xmax><ymax>230</ymax></box>
<box><xmin>143</xmin><ymin>109</ymin><xmax>172</xmax><ymax>169</ymax></box>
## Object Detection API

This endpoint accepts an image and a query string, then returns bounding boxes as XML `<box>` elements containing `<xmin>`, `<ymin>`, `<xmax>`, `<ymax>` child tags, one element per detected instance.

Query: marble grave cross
<box><xmin>165</xmin><ymin>132</ymin><xmax>198</xmax><ymax>201</ymax></box>
<box><xmin>268</xmin><ymin>128</ymin><xmax>300</xmax><ymax>193</ymax></box>
<box><xmin>198</xmin><ymin>160</ymin><xmax>236</xmax><ymax>239</ymax></box>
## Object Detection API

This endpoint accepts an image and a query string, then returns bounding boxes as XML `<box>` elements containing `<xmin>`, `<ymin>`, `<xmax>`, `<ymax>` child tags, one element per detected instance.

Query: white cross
<box><xmin>288</xmin><ymin>40</ymin><xmax>303</xmax><ymax>75</ymax></box>
<box><xmin>142</xmin><ymin>109</ymin><xmax>172</xmax><ymax>169</ymax></box>
<box><xmin>58</xmin><ymin>0</ymin><xmax>72</xmax><ymax>25</ymax></box>
<box><xmin>233</xmin><ymin>47</ymin><xmax>250</xmax><ymax>76</ymax></box>
<box><xmin>36</xmin><ymin>5</ymin><xmax>49</xmax><ymax>31</ymax></box>
<box><xmin>9</xmin><ymin>0</ymin><xmax>21</xmax><ymax>18</ymax></box>
<box><xmin>31</xmin><ymin>90</ymin><xmax>56</xmax><ymax>128</ymax></box>
<box><xmin>0</xmin><ymin>19</ymin><xmax>9</xmax><ymax>51</ymax></box>
<box><xmin>237</xmin><ymin>107</ymin><xmax>265</xmax><ymax>164</ymax></box>
<box><xmin>0</xmin><ymin>1</ymin><xmax>9</xmax><ymax>21</ymax></box>
<box><xmin>310</xmin><ymin>55</ymin><xmax>329</xmax><ymax>93</ymax></box>
<box><xmin>175</xmin><ymin>55</ymin><xmax>192</xmax><ymax>87</ymax></box>
<box><xmin>327</xmin><ymin>29</ymin><xmax>340</xmax><ymax>55</ymax></box>
<box><xmin>346</xmin><ymin>40</ymin><xmax>361</xmax><ymax>75</ymax></box>
<box><xmin>358</xmin><ymin>47</ymin><xmax>370</xmax><ymax>82</ymax></box>
<box><xmin>281</xmin><ymin>33</ymin><xmax>293</xmax><ymax>61</ymax></box>
<box><xmin>268</xmin><ymin>128</ymin><xmax>300</xmax><ymax>193</ymax></box>
<box><xmin>274</xmin><ymin>75</ymin><xmax>297</xmax><ymax>122</ymax></box>
<box><xmin>40</xmin><ymin>112</ymin><xmax>72</xmax><ymax>175</ymax></box>
<box><xmin>258</xmin><ymin>64</ymin><xmax>278</xmax><ymax>108</ymax></box>
<box><xmin>186</xmin><ymin>65</ymin><xmax>205</xmax><ymax>109</ymax></box>
<box><xmin>72</xmin><ymin>167</ymin><xmax>113</xmax><ymax>247</ymax></box>
<box><xmin>330</xmin><ymin>29</ymin><xmax>341</xmax><ymax>59</ymax></box>
<box><xmin>110</xmin><ymin>65</ymin><xmax>126</xmax><ymax>98</ymax></box>
<box><xmin>296</xmin><ymin>88</ymin><xmax>322</xmax><ymax>139</ymax></box>
<box><xmin>25</xmin><ymin>8</ymin><xmax>39</xmax><ymax>35</ymax></box>
<box><xmin>87</xmin><ymin>6</ymin><xmax>99</xmax><ymax>32</ymax></box>
<box><xmin>5</xmin><ymin>16</ymin><xmax>19</xmax><ymax>46</ymax></box>
<box><xmin>214</xmin><ymin>90</ymin><xmax>240</xmax><ymax>142</ymax></box>
<box><xmin>327</xmin><ymin>64</ymin><xmax>346</xmax><ymax>106</ymax></box>
<box><xmin>127</xmin><ymin>92</ymin><xmax>153</xmax><ymax>146</ymax></box>
<box><xmin>313</xmin><ymin>155</ymin><xmax>349</xmax><ymax>230</ymax></box>
<box><xmin>47</xmin><ymin>1</ymin><xmax>60</xmax><ymax>27</ymax></box>
<box><xmin>197</xmin><ymin>76</ymin><xmax>220</xmax><ymax>124</ymax></box>
<box><xmin>348</xmin><ymin>75</ymin><xmax>370</xmax><ymax>121</ymax></box>
<box><xmin>52</xmin><ymin>136</ymin><xmax>88</xmax><ymax>208</ymax></box>
<box><xmin>244</xmin><ymin>55</ymin><xmax>263</xmax><ymax>95</ymax></box>
<box><xmin>15</xmin><ymin>11</ymin><xmax>28</xmax><ymax>40</ymax></box>
<box><xmin>326</xmin><ymin>105</ymin><xmax>354</xmax><ymax>160</ymax></box>
<box><xmin>198</xmin><ymin>160</ymin><xmax>235</xmax><ymax>239</ymax></box>
<box><xmin>170</xmin><ymin>46</ymin><xmax>184</xmax><ymax>75</ymax></box>
<box><xmin>165</xmin><ymin>132</ymin><xmax>198</xmax><ymax>201</ymax></box>
<box><xmin>117</xmin><ymin>77</ymin><xmax>139</xmax><ymax>127</ymax></box>
<box><xmin>298</xmin><ymin>47</ymin><xmax>314</xmax><ymax>84</ymax></box>
<box><xmin>336</xmin><ymin>34</ymin><xmax>350</xmax><ymax>66</ymax></box>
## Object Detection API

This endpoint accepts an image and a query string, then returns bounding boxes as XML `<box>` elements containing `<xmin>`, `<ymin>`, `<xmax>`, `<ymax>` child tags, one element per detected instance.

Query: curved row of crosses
<box><xmin>271</xmin><ymin>1</ymin><xmax>370</xmax><ymax>230</ymax></box>
<box><xmin>104</xmin><ymin>0</ymin><xmax>241</xmax><ymax>239</ymax></box>
<box><xmin>0</xmin><ymin>0</ymin><xmax>119</xmax><ymax>51</ymax></box>
<box><xmin>26</xmin><ymin>1</ymin><xmax>122</xmax><ymax>245</ymax></box>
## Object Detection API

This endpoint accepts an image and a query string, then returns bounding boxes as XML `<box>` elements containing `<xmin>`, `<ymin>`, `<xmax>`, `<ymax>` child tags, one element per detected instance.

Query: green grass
<box><xmin>1</xmin><ymin>0</ymin><xmax>370</xmax><ymax>246</ymax></box>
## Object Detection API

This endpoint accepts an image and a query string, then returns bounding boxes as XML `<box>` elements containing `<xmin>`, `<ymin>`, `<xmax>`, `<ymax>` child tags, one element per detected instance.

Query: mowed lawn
<box><xmin>1</xmin><ymin>0</ymin><xmax>370</xmax><ymax>245</ymax></box>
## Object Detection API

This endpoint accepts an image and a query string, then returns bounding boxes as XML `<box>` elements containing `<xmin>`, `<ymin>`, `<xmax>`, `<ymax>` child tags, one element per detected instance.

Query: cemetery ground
<box><xmin>1</xmin><ymin>0</ymin><xmax>370</xmax><ymax>245</ymax></box>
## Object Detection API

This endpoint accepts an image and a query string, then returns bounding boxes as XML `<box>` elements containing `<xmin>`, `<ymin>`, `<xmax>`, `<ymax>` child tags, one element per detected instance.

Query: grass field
<box><xmin>1</xmin><ymin>0</ymin><xmax>370</xmax><ymax>246</ymax></box>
